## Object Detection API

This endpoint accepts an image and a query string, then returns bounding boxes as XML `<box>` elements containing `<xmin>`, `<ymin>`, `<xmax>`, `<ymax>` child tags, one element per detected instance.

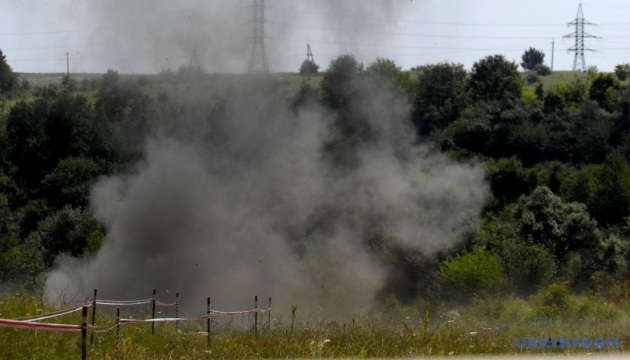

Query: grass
<box><xmin>1</xmin><ymin>286</ymin><xmax>629</xmax><ymax>359</ymax></box>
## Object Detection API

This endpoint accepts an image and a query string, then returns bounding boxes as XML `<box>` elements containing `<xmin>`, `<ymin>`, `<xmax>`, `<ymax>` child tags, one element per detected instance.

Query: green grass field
<box><xmin>1</xmin><ymin>285</ymin><xmax>628</xmax><ymax>359</ymax></box>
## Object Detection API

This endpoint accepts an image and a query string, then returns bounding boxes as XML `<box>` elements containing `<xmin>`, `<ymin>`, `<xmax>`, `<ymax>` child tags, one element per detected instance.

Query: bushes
<box><xmin>440</xmin><ymin>246</ymin><xmax>505</xmax><ymax>298</ymax></box>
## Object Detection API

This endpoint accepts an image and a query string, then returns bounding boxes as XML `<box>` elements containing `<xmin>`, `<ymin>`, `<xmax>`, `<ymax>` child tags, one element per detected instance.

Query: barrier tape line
<box><xmin>102</xmin><ymin>308</ymin><xmax>264</xmax><ymax>328</ymax></box>
<box><xmin>0</xmin><ymin>319</ymin><xmax>81</xmax><ymax>332</ymax></box>
<box><xmin>88</xmin><ymin>323</ymin><xmax>119</xmax><ymax>333</ymax></box>
<box><xmin>156</xmin><ymin>301</ymin><xmax>177</xmax><ymax>307</ymax></box>
<box><xmin>178</xmin><ymin>330</ymin><xmax>209</xmax><ymax>336</ymax></box>
<box><xmin>15</xmin><ymin>305</ymin><xmax>84</xmax><ymax>322</ymax></box>
<box><xmin>94</xmin><ymin>299</ymin><xmax>154</xmax><ymax>306</ymax></box>
<box><xmin>2</xmin><ymin>297</ymin><xmax>267</xmax><ymax>334</ymax></box>
<box><xmin>205</xmin><ymin>308</ymin><xmax>261</xmax><ymax>316</ymax></box>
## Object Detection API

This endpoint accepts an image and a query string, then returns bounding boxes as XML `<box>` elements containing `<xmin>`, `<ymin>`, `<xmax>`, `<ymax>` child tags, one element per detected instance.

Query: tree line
<box><xmin>2</xmin><ymin>47</ymin><xmax>630</xmax><ymax>305</ymax></box>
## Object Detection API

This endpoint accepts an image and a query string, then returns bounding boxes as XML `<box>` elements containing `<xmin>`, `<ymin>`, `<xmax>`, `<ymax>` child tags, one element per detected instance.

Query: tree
<box><xmin>320</xmin><ymin>54</ymin><xmax>362</xmax><ymax>110</ymax></box>
<box><xmin>41</xmin><ymin>157</ymin><xmax>101</xmax><ymax>209</ymax></box>
<box><xmin>412</xmin><ymin>62</ymin><xmax>470</xmax><ymax>135</ymax></box>
<box><xmin>440</xmin><ymin>246</ymin><xmax>505</xmax><ymax>298</ymax></box>
<box><xmin>5</xmin><ymin>89</ymin><xmax>109</xmax><ymax>192</ymax></box>
<box><xmin>26</xmin><ymin>206</ymin><xmax>103</xmax><ymax>267</ymax></box>
<box><xmin>515</xmin><ymin>186</ymin><xmax>600</xmax><ymax>264</ymax></box>
<box><xmin>520</xmin><ymin>47</ymin><xmax>545</xmax><ymax>71</ymax></box>
<box><xmin>299</xmin><ymin>59</ymin><xmax>319</xmax><ymax>75</ymax></box>
<box><xmin>0</xmin><ymin>49</ymin><xmax>17</xmax><ymax>95</ymax></box>
<box><xmin>589</xmin><ymin>73</ymin><xmax>620</xmax><ymax>112</ymax></box>
<box><xmin>614</xmin><ymin>63</ymin><xmax>630</xmax><ymax>81</ymax></box>
<box><xmin>470</xmin><ymin>55</ymin><xmax>522</xmax><ymax>101</ymax></box>
<box><xmin>5</xmin><ymin>99</ymin><xmax>50</xmax><ymax>189</ymax></box>
<box><xmin>562</xmin><ymin>152</ymin><xmax>630</xmax><ymax>226</ymax></box>
<box><xmin>478</xmin><ymin>219</ymin><xmax>557</xmax><ymax>295</ymax></box>
<box><xmin>533</xmin><ymin>64</ymin><xmax>552</xmax><ymax>76</ymax></box>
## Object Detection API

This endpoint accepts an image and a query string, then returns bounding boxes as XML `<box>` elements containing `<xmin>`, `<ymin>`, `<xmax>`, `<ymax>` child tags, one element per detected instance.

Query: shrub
<box><xmin>614</xmin><ymin>63</ymin><xmax>630</xmax><ymax>81</ymax></box>
<box><xmin>440</xmin><ymin>246</ymin><xmax>505</xmax><ymax>298</ymax></box>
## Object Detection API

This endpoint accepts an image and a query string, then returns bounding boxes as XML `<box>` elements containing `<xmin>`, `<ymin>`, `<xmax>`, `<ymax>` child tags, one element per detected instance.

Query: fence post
<box><xmin>206</xmin><ymin>297</ymin><xmax>211</xmax><ymax>347</ymax></box>
<box><xmin>268</xmin><ymin>297</ymin><xmax>271</xmax><ymax>332</ymax></box>
<box><xmin>90</xmin><ymin>288</ymin><xmax>97</xmax><ymax>345</ymax></box>
<box><xmin>81</xmin><ymin>305</ymin><xmax>88</xmax><ymax>360</ymax></box>
<box><xmin>151</xmin><ymin>289</ymin><xmax>156</xmax><ymax>336</ymax></box>
<box><xmin>116</xmin><ymin>307</ymin><xmax>121</xmax><ymax>357</ymax></box>
<box><xmin>175</xmin><ymin>292</ymin><xmax>179</xmax><ymax>333</ymax></box>
<box><xmin>254</xmin><ymin>295</ymin><xmax>258</xmax><ymax>336</ymax></box>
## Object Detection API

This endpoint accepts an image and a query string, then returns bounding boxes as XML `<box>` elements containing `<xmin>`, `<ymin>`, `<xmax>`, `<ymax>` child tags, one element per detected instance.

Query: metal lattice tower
<box><xmin>563</xmin><ymin>3</ymin><xmax>596</xmax><ymax>71</ymax></box>
<box><xmin>306</xmin><ymin>44</ymin><xmax>314</xmax><ymax>62</ymax></box>
<box><xmin>248</xmin><ymin>0</ymin><xmax>269</xmax><ymax>73</ymax></box>
<box><xmin>189</xmin><ymin>48</ymin><xmax>200</xmax><ymax>71</ymax></box>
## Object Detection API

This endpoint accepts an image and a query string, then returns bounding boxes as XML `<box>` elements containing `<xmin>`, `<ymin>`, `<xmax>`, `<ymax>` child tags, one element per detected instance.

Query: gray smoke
<box><xmin>45</xmin><ymin>0</ymin><xmax>488</xmax><ymax>316</ymax></box>
<box><xmin>45</xmin><ymin>76</ymin><xmax>488</xmax><ymax>316</ymax></box>
<box><xmin>72</xmin><ymin>0</ymin><xmax>410</xmax><ymax>73</ymax></box>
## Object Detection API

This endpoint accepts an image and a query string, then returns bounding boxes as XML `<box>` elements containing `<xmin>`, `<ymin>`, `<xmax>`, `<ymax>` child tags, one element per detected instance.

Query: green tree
<box><xmin>486</xmin><ymin>157</ymin><xmax>534</xmax><ymax>207</ymax></box>
<box><xmin>521</xmin><ymin>47</ymin><xmax>545</xmax><ymax>71</ymax></box>
<box><xmin>5</xmin><ymin>90</ymin><xmax>103</xmax><ymax>191</ymax></box>
<box><xmin>440</xmin><ymin>245</ymin><xmax>505</xmax><ymax>298</ymax></box>
<box><xmin>320</xmin><ymin>54</ymin><xmax>362</xmax><ymax>110</ymax></box>
<box><xmin>5</xmin><ymin>99</ymin><xmax>50</xmax><ymax>189</ymax></box>
<box><xmin>41</xmin><ymin>157</ymin><xmax>101</xmax><ymax>209</ymax></box>
<box><xmin>0</xmin><ymin>49</ymin><xmax>17</xmax><ymax>95</ymax></box>
<box><xmin>412</xmin><ymin>62</ymin><xmax>470</xmax><ymax>135</ymax></box>
<box><xmin>299</xmin><ymin>59</ymin><xmax>319</xmax><ymax>75</ymax></box>
<box><xmin>533</xmin><ymin>64</ymin><xmax>552</xmax><ymax>76</ymax></box>
<box><xmin>570</xmin><ymin>100</ymin><xmax>613</xmax><ymax>163</ymax></box>
<box><xmin>614</xmin><ymin>63</ymin><xmax>630</xmax><ymax>81</ymax></box>
<box><xmin>364</xmin><ymin>58</ymin><xmax>413</xmax><ymax>98</ymax></box>
<box><xmin>470</xmin><ymin>55</ymin><xmax>522</xmax><ymax>101</ymax></box>
<box><xmin>562</xmin><ymin>152</ymin><xmax>630</xmax><ymax>226</ymax></box>
<box><xmin>27</xmin><ymin>206</ymin><xmax>103</xmax><ymax>267</ymax></box>
<box><xmin>515</xmin><ymin>186</ymin><xmax>599</xmax><ymax>264</ymax></box>
<box><xmin>478</xmin><ymin>219</ymin><xmax>557</xmax><ymax>295</ymax></box>
<box><xmin>589</xmin><ymin>73</ymin><xmax>620</xmax><ymax>112</ymax></box>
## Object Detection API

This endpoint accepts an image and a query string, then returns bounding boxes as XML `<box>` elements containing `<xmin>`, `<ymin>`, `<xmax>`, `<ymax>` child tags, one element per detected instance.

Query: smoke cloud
<box><xmin>45</xmin><ymin>76</ymin><xmax>488</xmax><ymax>316</ymax></box>
<box><xmin>45</xmin><ymin>1</ymin><xmax>488</xmax><ymax>317</ymax></box>
<box><xmin>71</xmin><ymin>0</ymin><xmax>411</xmax><ymax>73</ymax></box>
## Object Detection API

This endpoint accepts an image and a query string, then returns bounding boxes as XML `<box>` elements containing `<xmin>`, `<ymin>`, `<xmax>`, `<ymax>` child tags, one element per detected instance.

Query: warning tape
<box><xmin>94</xmin><ymin>299</ymin><xmax>154</xmax><ymax>306</ymax></box>
<box><xmin>1</xmin><ymin>298</ymin><xmax>267</xmax><ymax>334</ymax></box>
<box><xmin>156</xmin><ymin>301</ymin><xmax>178</xmax><ymax>307</ymax></box>
<box><xmin>15</xmin><ymin>305</ymin><xmax>85</xmax><ymax>322</ymax></box>
<box><xmin>88</xmin><ymin>322</ymin><xmax>119</xmax><ymax>333</ymax></box>
<box><xmin>0</xmin><ymin>319</ymin><xmax>81</xmax><ymax>332</ymax></box>
<box><xmin>178</xmin><ymin>330</ymin><xmax>209</xmax><ymax>336</ymax></box>
<box><xmin>205</xmin><ymin>308</ymin><xmax>261</xmax><ymax>317</ymax></box>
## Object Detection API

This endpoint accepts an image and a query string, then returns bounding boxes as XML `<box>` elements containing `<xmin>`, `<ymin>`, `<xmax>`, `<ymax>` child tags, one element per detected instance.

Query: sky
<box><xmin>0</xmin><ymin>0</ymin><xmax>629</xmax><ymax>74</ymax></box>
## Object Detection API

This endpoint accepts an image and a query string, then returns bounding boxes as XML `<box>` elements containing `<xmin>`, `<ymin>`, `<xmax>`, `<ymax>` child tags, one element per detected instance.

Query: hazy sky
<box><xmin>1</xmin><ymin>0</ymin><xmax>629</xmax><ymax>74</ymax></box>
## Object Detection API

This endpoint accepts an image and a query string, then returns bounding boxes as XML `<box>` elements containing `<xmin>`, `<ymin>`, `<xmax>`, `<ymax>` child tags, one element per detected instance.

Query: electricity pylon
<box><xmin>248</xmin><ymin>0</ymin><xmax>269</xmax><ymax>73</ymax></box>
<box><xmin>564</xmin><ymin>3</ymin><xmax>597</xmax><ymax>72</ymax></box>
<box><xmin>189</xmin><ymin>48</ymin><xmax>200</xmax><ymax>71</ymax></box>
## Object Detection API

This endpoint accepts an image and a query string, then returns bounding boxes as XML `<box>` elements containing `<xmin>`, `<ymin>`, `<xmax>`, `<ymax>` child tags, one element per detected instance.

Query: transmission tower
<box><xmin>563</xmin><ymin>3</ymin><xmax>596</xmax><ymax>71</ymax></box>
<box><xmin>306</xmin><ymin>44</ymin><xmax>314</xmax><ymax>62</ymax></box>
<box><xmin>248</xmin><ymin>0</ymin><xmax>269</xmax><ymax>73</ymax></box>
<box><xmin>189</xmin><ymin>48</ymin><xmax>200</xmax><ymax>71</ymax></box>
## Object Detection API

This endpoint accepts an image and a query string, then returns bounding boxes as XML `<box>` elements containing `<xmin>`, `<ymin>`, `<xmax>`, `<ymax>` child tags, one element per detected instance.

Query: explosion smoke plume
<box><xmin>46</xmin><ymin>77</ymin><xmax>488</xmax><ymax>316</ymax></box>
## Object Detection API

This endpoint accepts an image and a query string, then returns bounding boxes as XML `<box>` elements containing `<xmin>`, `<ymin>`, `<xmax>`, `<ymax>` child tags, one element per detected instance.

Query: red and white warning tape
<box><xmin>204</xmin><ymin>308</ymin><xmax>261</xmax><ymax>317</ymax></box>
<box><xmin>15</xmin><ymin>305</ymin><xmax>85</xmax><ymax>322</ymax></box>
<box><xmin>94</xmin><ymin>299</ymin><xmax>154</xmax><ymax>306</ymax></box>
<box><xmin>156</xmin><ymin>301</ymin><xmax>178</xmax><ymax>307</ymax></box>
<box><xmin>0</xmin><ymin>318</ymin><xmax>81</xmax><ymax>332</ymax></box>
<box><xmin>1</xmin><ymin>297</ymin><xmax>267</xmax><ymax>333</ymax></box>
